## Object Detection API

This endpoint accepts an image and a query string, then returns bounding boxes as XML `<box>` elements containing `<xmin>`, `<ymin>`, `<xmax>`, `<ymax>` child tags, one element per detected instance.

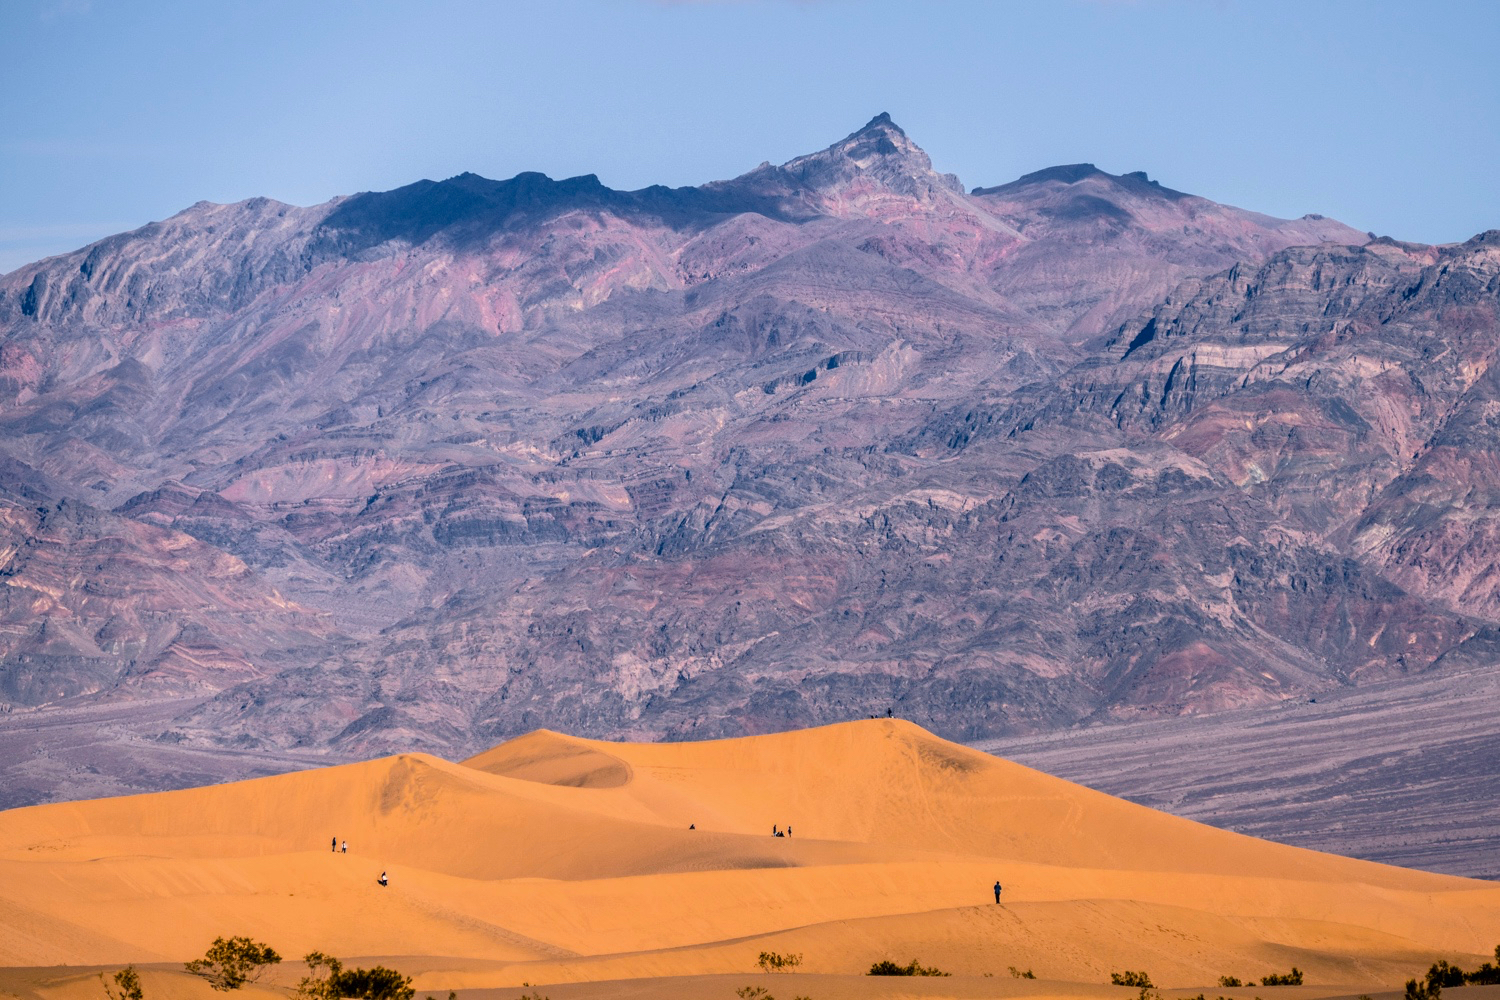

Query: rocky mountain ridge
<box><xmin>2</xmin><ymin>115</ymin><xmax>1493</xmax><ymax>783</ymax></box>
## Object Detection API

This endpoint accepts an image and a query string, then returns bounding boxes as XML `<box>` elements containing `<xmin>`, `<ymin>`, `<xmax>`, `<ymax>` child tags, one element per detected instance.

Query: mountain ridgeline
<box><xmin>1</xmin><ymin>114</ymin><xmax>1496</xmax><ymax>778</ymax></box>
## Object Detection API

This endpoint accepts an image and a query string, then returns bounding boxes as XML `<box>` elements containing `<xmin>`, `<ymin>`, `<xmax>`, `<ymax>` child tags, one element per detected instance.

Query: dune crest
<box><xmin>0</xmin><ymin>719</ymin><xmax>1495</xmax><ymax>994</ymax></box>
<box><xmin>464</xmin><ymin>729</ymin><xmax>633</xmax><ymax>788</ymax></box>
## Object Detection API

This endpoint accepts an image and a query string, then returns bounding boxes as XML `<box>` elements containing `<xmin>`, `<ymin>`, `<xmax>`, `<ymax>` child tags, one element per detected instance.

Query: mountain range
<box><xmin>2</xmin><ymin>114</ymin><xmax>1497</xmax><ymax>797</ymax></box>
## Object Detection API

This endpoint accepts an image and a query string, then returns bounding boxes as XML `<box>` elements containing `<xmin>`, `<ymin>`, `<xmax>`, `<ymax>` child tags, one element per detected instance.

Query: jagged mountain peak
<box><xmin>850</xmin><ymin>110</ymin><xmax>905</xmax><ymax>138</ymax></box>
<box><xmin>775</xmin><ymin>112</ymin><xmax>965</xmax><ymax>205</ymax></box>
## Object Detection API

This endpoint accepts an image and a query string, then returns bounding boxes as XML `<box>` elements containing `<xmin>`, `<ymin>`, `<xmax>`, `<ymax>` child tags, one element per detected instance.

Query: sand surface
<box><xmin>0</xmin><ymin>720</ymin><xmax>1495</xmax><ymax>998</ymax></box>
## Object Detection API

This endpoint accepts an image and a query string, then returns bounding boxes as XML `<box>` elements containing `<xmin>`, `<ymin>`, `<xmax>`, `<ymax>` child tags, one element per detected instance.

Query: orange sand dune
<box><xmin>0</xmin><ymin>720</ymin><xmax>1495</xmax><ymax>999</ymax></box>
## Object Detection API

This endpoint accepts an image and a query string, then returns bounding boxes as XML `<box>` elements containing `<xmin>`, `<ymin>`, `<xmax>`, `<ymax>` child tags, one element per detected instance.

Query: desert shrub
<box><xmin>1406</xmin><ymin>979</ymin><xmax>1440</xmax><ymax>1000</ymax></box>
<box><xmin>294</xmin><ymin>952</ymin><xmax>414</xmax><ymax>1000</ymax></box>
<box><xmin>735</xmin><ymin>988</ymin><xmax>769</xmax><ymax>1000</ymax></box>
<box><xmin>1009</xmin><ymin>966</ymin><xmax>1036</xmax><ymax>979</ymax></box>
<box><xmin>1219</xmin><ymin>977</ymin><xmax>1244</xmax><ymax>988</ymax></box>
<box><xmin>757</xmin><ymin>951</ymin><xmax>803</xmax><ymax>973</ymax></box>
<box><xmin>1468</xmin><ymin>961</ymin><xmax>1500</xmax><ymax>987</ymax></box>
<box><xmin>1112</xmin><ymin>971</ymin><xmax>1155</xmax><ymax>988</ymax></box>
<box><xmin>1408</xmin><ymin>948</ymin><xmax>1500</xmax><ymax>989</ymax></box>
<box><xmin>100</xmin><ymin>966</ymin><xmax>144</xmax><ymax>1000</ymax></box>
<box><xmin>1260</xmin><ymin>969</ymin><xmax>1303</xmax><ymax>986</ymax></box>
<box><xmin>185</xmin><ymin>936</ymin><xmax>283</xmax><ymax>991</ymax></box>
<box><xmin>296</xmin><ymin>954</ymin><xmax>344</xmax><ymax>1000</ymax></box>
<box><xmin>332</xmin><ymin>966</ymin><xmax>414</xmax><ymax>1000</ymax></box>
<box><xmin>1428</xmin><ymin>962</ymin><xmax>1467</xmax><ymax>990</ymax></box>
<box><xmin>868</xmin><ymin>958</ymin><xmax>949</xmax><ymax>977</ymax></box>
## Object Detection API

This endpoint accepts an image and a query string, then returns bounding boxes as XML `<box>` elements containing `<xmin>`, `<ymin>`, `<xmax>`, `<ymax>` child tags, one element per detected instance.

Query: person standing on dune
<box><xmin>994</xmin><ymin>880</ymin><xmax>1003</xmax><ymax>903</ymax></box>
<box><xmin>342</xmin><ymin>840</ymin><xmax>348</xmax><ymax>854</ymax></box>
<box><xmin>331</xmin><ymin>836</ymin><xmax>337</xmax><ymax>853</ymax></box>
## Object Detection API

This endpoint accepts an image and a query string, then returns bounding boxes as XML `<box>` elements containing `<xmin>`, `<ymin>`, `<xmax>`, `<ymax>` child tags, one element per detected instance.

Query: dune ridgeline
<box><xmin>0</xmin><ymin>719</ymin><xmax>1496</xmax><ymax>1000</ymax></box>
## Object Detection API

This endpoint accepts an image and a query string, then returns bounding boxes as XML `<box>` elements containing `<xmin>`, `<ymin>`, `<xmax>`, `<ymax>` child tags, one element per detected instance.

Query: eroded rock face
<box><xmin>2</xmin><ymin>115</ymin><xmax>1493</xmax><ymax>768</ymax></box>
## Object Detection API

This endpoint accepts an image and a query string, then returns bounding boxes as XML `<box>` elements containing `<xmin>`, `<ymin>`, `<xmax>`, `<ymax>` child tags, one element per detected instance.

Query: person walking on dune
<box><xmin>994</xmin><ymin>880</ymin><xmax>1003</xmax><ymax>903</ymax></box>
<box><xmin>331</xmin><ymin>836</ymin><xmax>337</xmax><ymax>853</ymax></box>
<box><xmin>342</xmin><ymin>840</ymin><xmax>348</xmax><ymax>854</ymax></box>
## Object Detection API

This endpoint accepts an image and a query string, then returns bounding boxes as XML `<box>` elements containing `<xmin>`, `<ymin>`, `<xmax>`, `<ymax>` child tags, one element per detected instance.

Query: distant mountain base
<box><xmin>979</xmin><ymin>666</ymin><xmax>1500</xmax><ymax>881</ymax></box>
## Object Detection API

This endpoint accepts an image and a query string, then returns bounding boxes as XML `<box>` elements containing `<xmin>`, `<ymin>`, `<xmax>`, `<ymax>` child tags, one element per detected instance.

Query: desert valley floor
<box><xmin>0</xmin><ymin>720</ymin><xmax>1496</xmax><ymax>1000</ymax></box>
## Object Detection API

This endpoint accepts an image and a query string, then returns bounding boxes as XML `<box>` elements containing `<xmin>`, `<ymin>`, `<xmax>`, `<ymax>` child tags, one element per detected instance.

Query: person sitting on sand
<box><xmin>994</xmin><ymin>880</ymin><xmax>1003</xmax><ymax>903</ymax></box>
<box><xmin>378</xmin><ymin>871</ymin><xmax>388</xmax><ymax>887</ymax></box>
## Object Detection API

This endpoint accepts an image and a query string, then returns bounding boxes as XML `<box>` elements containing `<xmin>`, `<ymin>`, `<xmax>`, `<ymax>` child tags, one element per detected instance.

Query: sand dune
<box><xmin>0</xmin><ymin>720</ymin><xmax>1495</xmax><ymax>998</ymax></box>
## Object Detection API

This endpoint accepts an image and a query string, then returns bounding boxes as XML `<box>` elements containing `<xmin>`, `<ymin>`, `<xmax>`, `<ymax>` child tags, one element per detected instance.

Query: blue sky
<box><xmin>2</xmin><ymin>0</ymin><xmax>1497</xmax><ymax>273</ymax></box>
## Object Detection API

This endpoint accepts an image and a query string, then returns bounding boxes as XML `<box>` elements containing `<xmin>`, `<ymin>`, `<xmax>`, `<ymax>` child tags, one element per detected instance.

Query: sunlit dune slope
<box><xmin>0</xmin><ymin>720</ymin><xmax>1495</xmax><ymax>990</ymax></box>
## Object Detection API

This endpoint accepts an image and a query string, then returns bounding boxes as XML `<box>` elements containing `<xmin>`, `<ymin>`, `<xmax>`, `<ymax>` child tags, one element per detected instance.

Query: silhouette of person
<box><xmin>772</xmin><ymin>825</ymin><xmax>778</xmax><ymax>836</ymax></box>
<box><xmin>331</xmin><ymin>836</ymin><xmax>337</xmax><ymax>853</ymax></box>
<box><xmin>886</xmin><ymin>707</ymin><xmax>892</xmax><ymax>718</ymax></box>
<box><xmin>341</xmin><ymin>840</ymin><xmax>348</xmax><ymax>854</ymax></box>
<box><xmin>993</xmin><ymin>880</ymin><xmax>1003</xmax><ymax>903</ymax></box>
<box><xmin>688</xmin><ymin>823</ymin><xmax>695</xmax><ymax>830</ymax></box>
<box><xmin>787</xmin><ymin>826</ymin><xmax>792</xmax><ymax>838</ymax></box>
<box><xmin>378</xmin><ymin>871</ymin><xmax>388</xmax><ymax>887</ymax></box>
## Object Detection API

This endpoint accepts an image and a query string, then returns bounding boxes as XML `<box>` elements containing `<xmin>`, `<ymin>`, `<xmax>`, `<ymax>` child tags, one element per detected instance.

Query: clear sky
<box><xmin>3</xmin><ymin>0</ymin><xmax>1497</xmax><ymax>274</ymax></box>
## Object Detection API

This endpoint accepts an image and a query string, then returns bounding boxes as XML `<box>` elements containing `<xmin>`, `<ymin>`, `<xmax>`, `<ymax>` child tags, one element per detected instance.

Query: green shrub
<box><xmin>1112</xmin><ymin>971</ymin><xmax>1155</xmax><ymax>988</ymax></box>
<box><xmin>1455</xmin><ymin>947</ymin><xmax>1500</xmax><ymax>987</ymax></box>
<box><xmin>1219</xmin><ymin>977</ymin><xmax>1243</xmax><ymax>988</ymax></box>
<box><xmin>1428</xmin><ymin>962</ymin><xmax>1467</xmax><ymax>990</ymax></box>
<box><xmin>185</xmin><ymin>936</ymin><xmax>283</xmax><ymax>991</ymax></box>
<box><xmin>336</xmin><ymin>967</ymin><xmax>415</xmax><ymax>1000</ymax></box>
<box><xmin>757</xmin><ymin>952</ymin><xmax>803</xmax><ymax>973</ymax></box>
<box><xmin>735</xmin><ymin>988</ymin><xmax>769</xmax><ymax>1000</ymax></box>
<box><xmin>1468</xmin><ymin>962</ymin><xmax>1500</xmax><ymax>987</ymax></box>
<box><xmin>1407</xmin><ymin>947</ymin><xmax>1500</xmax><ymax>989</ymax></box>
<box><xmin>99</xmin><ymin>966</ymin><xmax>144</xmax><ymax>1000</ymax></box>
<box><xmin>867</xmin><ymin>958</ymin><xmax>950</xmax><ymax>977</ymax></box>
<box><xmin>294</xmin><ymin>952</ymin><xmax>414</xmax><ymax>1000</ymax></box>
<box><xmin>1406</xmin><ymin>979</ymin><xmax>1440</xmax><ymax>1000</ymax></box>
<box><xmin>1260</xmin><ymin>969</ymin><xmax>1303</xmax><ymax>986</ymax></box>
<box><xmin>1009</xmin><ymin>966</ymin><xmax>1036</xmax><ymax>979</ymax></box>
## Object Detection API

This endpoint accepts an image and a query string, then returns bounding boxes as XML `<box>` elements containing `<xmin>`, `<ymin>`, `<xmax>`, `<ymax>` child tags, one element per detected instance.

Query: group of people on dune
<box><xmin>330</xmin><ymin>835</ymin><xmax>386</xmax><ymax>887</ymax></box>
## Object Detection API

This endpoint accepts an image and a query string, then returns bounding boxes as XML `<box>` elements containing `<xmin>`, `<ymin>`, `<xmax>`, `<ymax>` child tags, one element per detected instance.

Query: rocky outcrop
<box><xmin>0</xmin><ymin>470</ymin><xmax>335</xmax><ymax>707</ymax></box>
